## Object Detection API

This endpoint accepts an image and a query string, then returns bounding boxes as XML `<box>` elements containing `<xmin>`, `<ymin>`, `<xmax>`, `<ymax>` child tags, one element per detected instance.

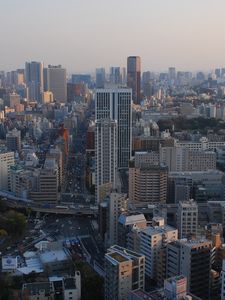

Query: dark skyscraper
<box><xmin>96</xmin><ymin>68</ymin><xmax>105</xmax><ymax>88</ymax></box>
<box><xmin>127</xmin><ymin>56</ymin><xmax>141</xmax><ymax>104</ymax></box>
<box><xmin>25</xmin><ymin>61</ymin><xmax>43</xmax><ymax>102</ymax></box>
<box><xmin>109</xmin><ymin>67</ymin><xmax>121</xmax><ymax>85</ymax></box>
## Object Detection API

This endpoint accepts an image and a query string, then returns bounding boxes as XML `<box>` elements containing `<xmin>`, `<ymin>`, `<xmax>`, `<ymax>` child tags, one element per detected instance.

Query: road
<box><xmin>63</xmin><ymin>116</ymin><xmax>90</xmax><ymax>204</ymax></box>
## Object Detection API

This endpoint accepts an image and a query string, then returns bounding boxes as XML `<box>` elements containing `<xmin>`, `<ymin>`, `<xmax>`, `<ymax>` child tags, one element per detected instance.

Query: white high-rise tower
<box><xmin>95</xmin><ymin>119</ymin><xmax>117</xmax><ymax>203</ymax></box>
<box><xmin>95</xmin><ymin>88</ymin><xmax>132</xmax><ymax>170</ymax></box>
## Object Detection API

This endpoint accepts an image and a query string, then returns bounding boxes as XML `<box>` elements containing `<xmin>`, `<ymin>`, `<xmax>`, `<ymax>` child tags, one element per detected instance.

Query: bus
<box><xmin>55</xmin><ymin>205</ymin><xmax>69</xmax><ymax>210</ymax></box>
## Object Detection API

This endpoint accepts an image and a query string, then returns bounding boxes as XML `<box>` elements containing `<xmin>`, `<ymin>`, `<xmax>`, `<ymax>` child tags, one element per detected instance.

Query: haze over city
<box><xmin>1</xmin><ymin>0</ymin><xmax>225</xmax><ymax>72</ymax></box>
<box><xmin>2</xmin><ymin>1</ymin><xmax>225</xmax><ymax>300</ymax></box>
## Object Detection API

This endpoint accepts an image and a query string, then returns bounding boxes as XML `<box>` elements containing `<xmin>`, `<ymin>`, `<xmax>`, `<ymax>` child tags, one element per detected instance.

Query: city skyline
<box><xmin>1</xmin><ymin>0</ymin><xmax>225</xmax><ymax>72</ymax></box>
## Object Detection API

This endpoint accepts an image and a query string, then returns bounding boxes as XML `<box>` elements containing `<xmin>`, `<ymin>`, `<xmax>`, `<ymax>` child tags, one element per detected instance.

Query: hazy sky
<box><xmin>1</xmin><ymin>0</ymin><xmax>225</xmax><ymax>73</ymax></box>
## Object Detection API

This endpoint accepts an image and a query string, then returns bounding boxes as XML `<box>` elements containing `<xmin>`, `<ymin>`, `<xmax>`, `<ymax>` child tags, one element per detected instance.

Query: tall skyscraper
<box><xmin>168</xmin><ymin>67</ymin><xmax>176</xmax><ymax>85</ymax></box>
<box><xmin>71</xmin><ymin>74</ymin><xmax>91</xmax><ymax>86</ymax></box>
<box><xmin>121</xmin><ymin>67</ymin><xmax>126</xmax><ymax>85</ymax></box>
<box><xmin>109</xmin><ymin>67</ymin><xmax>121</xmax><ymax>85</ymax></box>
<box><xmin>95</xmin><ymin>88</ymin><xmax>132</xmax><ymax>169</ymax></box>
<box><xmin>95</xmin><ymin>119</ymin><xmax>117</xmax><ymax>203</ymax></box>
<box><xmin>45</xmin><ymin>65</ymin><xmax>67</xmax><ymax>103</ymax></box>
<box><xmin>25</xmin><ymin>61</ymin><xmax>44</xmax><ymax>101</ymax></box>
<box><xmin>127</xmin><ymin>56</ymin><xmax>141</xmax><ymax>104</ymax></box>
<box><xmin>96</xmin><ymin>68</ymin><xmax>106</xmax><ymax>88</ymax></box>
<box><xmin>215</xmin><ymin>68</ymin><xmax>221</xmax><ymax>79</ymax></box>
<box><xmin>105</xmin><ymin>245</ymin><xmax>145</xmax><ymax>300</ymax></box>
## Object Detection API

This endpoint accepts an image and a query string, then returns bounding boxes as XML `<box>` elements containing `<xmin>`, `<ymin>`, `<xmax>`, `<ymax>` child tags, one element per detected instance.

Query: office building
<box><xmin>0</xmin><ymin>150</ymin><xmax>14</xmax><ymax>190</ymax></box>
<box><xmin>108</xmin><ymin>192</ymin><xmax>128</xmax><ymax>246</ymax></box>
<box><xmin>45</xmin><ymin>65</ymin><xmax>67</xmax><ymax>103</ymax></box>
<box><xmin>105</xmin><ymin>245</ymin><xmax>145</xmax><ymax>300</ymax></box>
<box><xmin>99</xmin><ymin>191</ymin><xmax>127</xmax><ymax>244</ymax></box>
<box><xmin>95</xmin><ymin>119</ymin><xmax>117</xmax><ymax>203</ymax></box>
<box><xmin>129</xmin><ymin>163</ymin><xmax>168</xmax><ymax>204</ymax></box>
<box><xmin>118</xmin><ymin>213</ymin><xmax>147</xmax><ymax>248</ymax></box>
<box><xmin>139</xmin><ymin>225</ymin><xmax>178</xmax><ymax>279</ymax></box>
<box><xmin>142</xmin><ymin>71</ymin><xmax>151</xmax><ymax>85</ymax></box>
<box><xmin>6</xmin><ymin>128</ymin><xmax>21</xmax><ymax>152</ymax></box>
<box><xmin>177</xmin><ymin>200</ymin><xmax>198</xmax><ymax>239</ymax></box>
<box><xmin>96</xmin><ymin>68</ymin><xmax>105</xmax><ymax>88</ymax></box>
<box><xmin>25</xmin><ymin>61</ymin><xmax>44</xmax><ymax>101</ymax></box>
<box><xmin>160</xmin><ymin>146</ymin><xmax>216</xmax><ymax>172</ymax></box>
<box><xmin>127</xmin><ymin>56</ymin><xmax>141</xmax><ymax>104</ymax></box>
<box><xmin>109</xmin><ymin>67</ymin><xmax>121</xmax><ymax>85</ymax></box>
<box><xmin>174</xmin><ymin>137</ymin><xmax>225</xmax><ymax>151</ymax></box>
<box><xmin>168</xmin><ymin>170</ymin><xmax>225</xmax><ymax>203</ymax></box>
<box><xmin>167</xmin><ymin>239</ymin><xmax>212</xmax><ymax>299</ymax></box>
<box><xmin>29</xmin><ymin>161</ymin><xmax>59</xmax><ymax>204</ymax></box>
<box><xmin>10</xmin><ymin>165</ymin><xmax>32</xmax><ymax>198</ymax></box>
<box><xmin>71</xmin><ymin>74</ymin><xmax>91</xmax><ymax>86</ymax></box>
<box><xmin>95</xmin><ymin>88</ymin><xmax>132</xmax><ymax>169</ymax></box>
<box><xmin>215</xmin><ymin>68</ymin><xmax>221</xmax><ymax>78</ymax></box>
<box><xmin>133</xmin><ymin>135</ymin><xmax>175</xmax><ymax>152</ymax></box>
<box><xmin>168</xmin><ymin>67</ymin><xmax>176</xmax><ymax>84</ymax></box>
<box><xmin>121</xmin><ymin>67</ymin><xmax>126</xmax><ymax>85</ymax></box>
<box><xmin>133</xmin><ymin>151</ymin><xmax>160</xmax><ymax>168</ymax></box>
<box><xmin>16</xmin><ymin>69</ymin><xmax>25</xmax><ymax>86</ymax></box>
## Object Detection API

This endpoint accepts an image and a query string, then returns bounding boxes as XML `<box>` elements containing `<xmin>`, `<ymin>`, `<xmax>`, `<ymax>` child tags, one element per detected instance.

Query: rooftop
<box><xmin>118</xmin><ymin>214</ymin><xmax>146</xmax><ymax>226</ymax></box>
<box><xmin>179</xmin><ymin>238</ymin><xmax>212</xmax><ymax>248</ymax></box>
<box><xmin>39</xmin><ymin>249</ymin><xmax>68</xmax><ymax>264</ymax></box>
<box><xmin>108</xmin><ymin>252</ymin><xmax>128</xmax><ymax>263</ymax></box>
<box><xmin>106</xmin><ymin>245</ymin><xmax>144</xmax><ymax>265</ymax></box>
<box><xmin>170</xmin><ymin>238</ymin><xmax>212</xmax><ymax>249</ymax></box>
<box><xmin>23</xmin><ymin>282</ymin><xmax>53</xmax><ymax>296</ymax></box>
<box><xmin>141</xmin><ymin>225</ymin><xmax>177</xmax><ymax>236</ymax></box>
<box><xmin>179</xmin><ymin>199</ymin><xmax>198</xmax><ymax>208</ymax></box>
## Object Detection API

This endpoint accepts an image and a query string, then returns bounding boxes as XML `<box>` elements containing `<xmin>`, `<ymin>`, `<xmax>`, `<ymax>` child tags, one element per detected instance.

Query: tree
<box><xmin>5</xmin><ymin>210</ymin><xmax>26</xmax><ymax>237</ymax></box>
<box><xmin>75</xmin><ymin>262</ymin><xmax>104</xmax><ymax>300</ymax></box>
<box><xmin>0</xmin><ymin>199</ymin><xmax>7</xmax><ymax>213</ymax></box>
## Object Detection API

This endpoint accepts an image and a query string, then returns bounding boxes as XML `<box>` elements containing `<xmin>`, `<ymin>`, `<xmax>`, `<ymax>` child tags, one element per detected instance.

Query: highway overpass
<box><xmin>0</xmin><ymin>190</ymin><xmax>98</xmax><ymax>216</ymax></box>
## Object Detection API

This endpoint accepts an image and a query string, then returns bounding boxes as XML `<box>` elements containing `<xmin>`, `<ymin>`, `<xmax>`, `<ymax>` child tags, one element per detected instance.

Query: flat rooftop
<box><xmin>39</xmin><ymin>249</ymin><xmax>68</xmax><ymax>264</ymax></box>
<box><xmin>23</xmin><ymin>282</ymin><xmax>53</xmax><ymax>295</ymax></box>
<box><xmin>108</xmin><ymin>252</ymin><xmax>128</xmax><ymax>263</ymax></box>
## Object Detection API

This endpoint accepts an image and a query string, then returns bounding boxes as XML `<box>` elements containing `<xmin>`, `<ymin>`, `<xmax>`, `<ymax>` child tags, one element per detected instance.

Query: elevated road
<box><xmin>0</xmin><ymin>190</ymin><xmax>97</xmax><ymax>216</ymax></box>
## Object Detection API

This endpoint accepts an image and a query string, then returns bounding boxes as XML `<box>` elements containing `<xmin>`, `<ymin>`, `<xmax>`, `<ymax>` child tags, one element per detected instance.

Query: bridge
<box><xmin>0</xmin><ymin>190</ymin><xmax>98</xmax><ymax>216</ymax></box>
